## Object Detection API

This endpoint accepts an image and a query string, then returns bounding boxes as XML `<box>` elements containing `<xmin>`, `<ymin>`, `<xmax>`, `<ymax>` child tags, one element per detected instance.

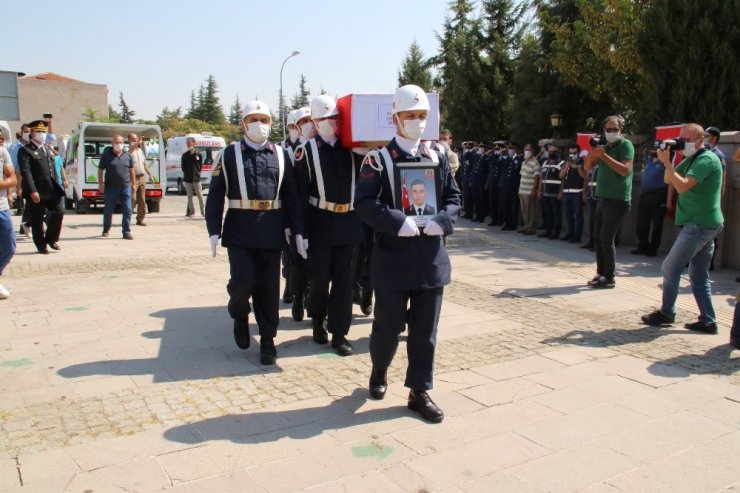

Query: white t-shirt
<box><xmin>0</xmin><ymin>147</ymin><xmax>12</xmax><ymax>211</ymax></box>
<box><xmin>131</xmin><ymin>148</ymin><xmax>147</xmax><ymax>176</ymax></box>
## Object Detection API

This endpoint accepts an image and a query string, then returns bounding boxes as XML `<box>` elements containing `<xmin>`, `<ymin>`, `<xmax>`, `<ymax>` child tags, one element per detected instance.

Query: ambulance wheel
<box><xmin>147</xmin><ymin>200</ymin><xmax>160</xmax><ymax>213</ymax></box>
<box><xmin>177</xmin><ymin>178</ymin><xmax>185</xmax><ymax>195</ymax></box>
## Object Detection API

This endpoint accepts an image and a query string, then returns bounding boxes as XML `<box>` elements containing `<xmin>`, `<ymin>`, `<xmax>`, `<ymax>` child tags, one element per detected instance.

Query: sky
<box><xmin>5</xmin><ymin>0</ymin><xmax>453</xmax><ymax>121</ymax></box>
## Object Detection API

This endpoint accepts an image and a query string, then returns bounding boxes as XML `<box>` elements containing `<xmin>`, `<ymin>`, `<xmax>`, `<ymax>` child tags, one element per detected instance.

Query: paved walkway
<box><xmin>0</xmin><ymin>197</ymin><xmax>738</xmax><ymax>492</ymax></box>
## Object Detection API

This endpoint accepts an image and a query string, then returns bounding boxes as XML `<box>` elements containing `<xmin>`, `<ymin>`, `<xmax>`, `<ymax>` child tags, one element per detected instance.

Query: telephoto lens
<box><xmin>659</xmin><ymin>137</ymin><xmax>685</xmax><ymax>151</ymax></box>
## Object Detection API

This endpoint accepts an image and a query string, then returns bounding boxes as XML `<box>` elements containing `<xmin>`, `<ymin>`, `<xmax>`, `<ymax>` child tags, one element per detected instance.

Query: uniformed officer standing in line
<box><xmin>288</xmin><ymin>106</ymin><xmax>315</xmax><ymax>321</ymax></box>
<box><xmin>17</xmin><ymin>120</ymin><xmax>64</xmax><ymax>254</ymax></box>
<box><xmin>205</xmin><ymin>101</ymin><xmax>306</xmax><ymax>365</ymax></box>
<box><xmin>497</xmin><ymin>141</ymin><xmax>522</xmax><ymax>231</ymax></box>
<box><xmin>471</xmin><ymin>142</ymin><xmax>489</xmax><ymax>223</ymax></box>
<box><xmin>459</xmin><ymin>142</ymin><xmax>476</xmax><ymax>219</ymax></box>
<box><xmin>279</xmin><ymin>109</ymin><xmax>301</xmax><ymax>305</ymax></box>
<box><xmin>293</xmin><ymin>95</ymin><xmax>362</xmax><ymax>356</ymax></box>
<box><xmin>538</xmin><ymin>145</ymin><xmax>564</xmax><ymax>239</ymax></box>
<box><xmin>354</xmin><ymin>85</ymin><xmax>461</xmax><ymax>423</ymax></box>
<box><xmin>485</xmin><ymin>142</ymin><xmax>503</xmax><ymax>226</ymax></box>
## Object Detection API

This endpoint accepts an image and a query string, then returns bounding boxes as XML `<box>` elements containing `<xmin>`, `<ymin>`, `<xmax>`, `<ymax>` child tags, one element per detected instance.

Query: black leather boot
<box><xmin>312</xmin><ymin>318</ymin><xmax>328</xmax><ymax>344</ymax></box>
<box><xmin>369</xmin><ymin>367</ymin><xmax>387</xmax><ymax>399</ymax></box>
<box><xmin>233</xmin><ymin>317</ymin><xmax>250</xmax><ymax>349</ymax></box>
<box><xmin>408</xmin><ymin>389</ymin><xmax>444</xmax><ymax>423</ymax></box>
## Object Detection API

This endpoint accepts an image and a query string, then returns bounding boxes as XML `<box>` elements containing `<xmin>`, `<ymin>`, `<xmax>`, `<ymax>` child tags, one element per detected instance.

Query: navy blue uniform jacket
<box><xmin>354</xmin><ymin>139</ymin><xmax>462</xmax><ymax>290</ymax></box>
<box><xmin>205</xmin><ymin>139</ymin><xmax>303</xmax><ymax>250</ymax></box>
<box><xmin>293</xmin><ymin>136</ymin><xmax>363</xmax><ymax>247</ymax></box>
<box><xmin>18</xmin><ymin>142</ymin><xmax>64</xmax><ymax>200</ymax></box>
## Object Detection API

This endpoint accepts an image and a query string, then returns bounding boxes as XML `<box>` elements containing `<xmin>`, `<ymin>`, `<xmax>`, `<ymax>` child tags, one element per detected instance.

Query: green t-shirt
<box><xmin>595</xmin><ymin>138</ymin><xmax>634</xmax><ymax>202</ymax></box>
<box><xmin>675</xmin><ymin>150</ymin><xmax>724</xmax><ymax>227</ymax></box>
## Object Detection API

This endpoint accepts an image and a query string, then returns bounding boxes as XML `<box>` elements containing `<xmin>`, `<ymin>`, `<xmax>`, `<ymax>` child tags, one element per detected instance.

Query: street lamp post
<box><xmin>280</xmin><ymin>50</ymin><xmax>301</xmax><ymax>142</ymax></box>
<box><xmin>550</xmin><ymin>112</ymin><xmax>563</xmax><ymax>139</ymax></box>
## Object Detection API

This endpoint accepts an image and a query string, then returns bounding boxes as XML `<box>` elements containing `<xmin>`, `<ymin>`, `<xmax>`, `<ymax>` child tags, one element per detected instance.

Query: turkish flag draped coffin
<box><xmin>337</xmin><ymin>93</ymin><xmax>440</xmax><ymax>147</ymax></box>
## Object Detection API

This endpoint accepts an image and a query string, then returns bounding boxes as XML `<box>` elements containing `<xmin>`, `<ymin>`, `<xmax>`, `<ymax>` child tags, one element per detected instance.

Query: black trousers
<box><xmin>355</xmin><ymin>224</ymin><xmax>374</xmax><ymax>290</ymax></box>
<box><xmin>498</xmin><ymin>187</ymin><xmax>517</xmax><ymax>228</ymax></box>
<box><xmin>28</xmin><ymin>195</ymin><xmax>63</xmax><ymax>251</ymax></box>
<box><xmin>594</xmin><ymin>198</ymin><xmax>631</xmax><ymax>279</ymax></box>
<box><xmin>370</xmin><ymin>286</ymin><xmax>443</xmax><ymax>391</ymax></box>
<box><xmin>309</xmin><ymin>244</ymin><xmax>359</xmax><ymax>336</ymax></box>
<box><xmin>487</xmin><ymin>185</ymin><xmax>499</xmax><ymax>224</ymax></box>
<box><xmin>635</xmin><ymin>188</ymin><xmax>667</xmax><ymax>254</ymax></box>
<box><xmin>462</xmin><ymin>181</ymin><xmax>473</xmax><ymax>217</ymax></box>
<box><xmin>473</xmin><ymin>182</ymin><xmax>488</xmax><ymax>220</ymax></box>
<box><xmin>226</xmin><ymin>247</ymin><xmax>281</xmax><ymax>338</ymax></box>
<box><xmin>542</xmin><ymin>196</ymin><xmax>561</xmax><ymax>237</ymax></box>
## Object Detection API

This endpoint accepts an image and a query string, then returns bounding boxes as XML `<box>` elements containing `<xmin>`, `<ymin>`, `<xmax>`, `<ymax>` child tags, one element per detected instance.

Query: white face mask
<box><xmin>524</xmin><ymin>150</ymin><xmax>533</xmax><ymax>159</ymax></box>
<box><xmin>22</xmin><ymin>132</ymin><xmax>30</xmax><ymax>142</ymax></box>
<box><xmin>289</xmin><ymin>129</ymin><xmax>300</xmax><ymax>142</ymax></box>
<box><xmin>401</xmin><ymin>118</ymin><xmax>426</xmax><ymax>140</ymax></box>
<box><xmin>300</xmin><ymin>122</ymin><xmax>315</xmax><ymax>140</ymax></box>
<box><xmin>569</xmin><ymin>153</ymin><xmax>578</xmax><ymax>160</ymax></box>
<box><xmin>316</xmin><ymin>119</ymin><xmax>337</xmax><ymax>140</ymax></box>
<box><xmin>703</xmin><ymin>139</ymin><xmax>712</xmax><ymax>148</ymax></box>
<box><xmin>682</xmin><ymin>141</ymin><xmax>698</xmax><ymax>157</ymax></box>
<box><xmin>507</xmin><ymin>149</ymin><xmax>516</xmax><ymax>157</ymax></box>
<box><xmin>439</xmin><ymin>141</ymin><xmax>449</xmax><ymax>150</ymax></box>
<box><xmin>245</xmin><ymin>121</ymin><xmax>270</xmax><ymax>143</ymax></box>
<box><xmin>604</xmin><ymin>131</ymin><xmax>620</xmax><ymax>144</ymax></box>
<box><xmin>33</xmin><ymin>132</ymin><xmax>47</xmax><ymax>145</ymax></box>
<box><xmin>112</xmin><ymin>143</ymin><xmax>124</xmax><ymax>153</ymax></box>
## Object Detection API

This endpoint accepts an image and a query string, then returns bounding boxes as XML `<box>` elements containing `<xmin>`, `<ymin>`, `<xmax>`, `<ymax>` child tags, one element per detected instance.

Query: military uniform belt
<box><xmin>562</xmin><ymin>188</ymin><xmax>583</xmax><ymax>193</ymax></box>
<box><xmin>309</xmin><ymin>196</ymin><xmax>353</xmax><ymax>213</ymax></box>
<box><xmin>543</xmin><ymin>179</ymin><xmax>561</xmax><ymax>184</ymax></box>
<box><xmin>228</xmin><ymin>199</ymin><xmax>281</xmax><ymax>210</ymax></box>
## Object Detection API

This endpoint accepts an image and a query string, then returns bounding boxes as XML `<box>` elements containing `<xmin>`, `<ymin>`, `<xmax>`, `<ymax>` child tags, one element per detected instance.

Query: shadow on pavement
<box><xmin>650</xmin><ymin>344</ymin><xmax>740</xmax><ymax>376</ymax></box>
<box><xmin>499</xmin><ymin>284</ymin><xmax>590</xmax><ymax>298</ymax></box>
<box><xmin>162</xmin><ymin>389</ymin><xmax>408</xmax><ymax>445</ymax></box>
<box><xmin>541</xmin><ymin>326</ymin><xmax>688</xmax><ymax>348</ymax></box>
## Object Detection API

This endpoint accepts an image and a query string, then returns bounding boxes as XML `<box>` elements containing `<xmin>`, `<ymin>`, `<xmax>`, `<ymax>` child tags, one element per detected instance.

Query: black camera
<box><xmin>589</xmin><ymin>135</ymin><xmax>607</xmax><ymax>147</ymax></box>
<box><xmin>659</xmin><ymin>137</ymin><xmax>685</xmax><ymax>151</ymax></box>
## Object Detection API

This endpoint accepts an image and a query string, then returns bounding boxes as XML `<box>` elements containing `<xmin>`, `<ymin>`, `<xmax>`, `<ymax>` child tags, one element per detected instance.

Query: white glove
<box><xmin>209</xmin><ymin>235</ymin><xmax>219</xmax><ymax>258</ymax></box>
<box><xmin>423</xmin><ymin>220</ymin><xmax>444</xmax><ymax>236</ymax></box>
<box><xmin>398</xmin><ymin>217</ymin><xmax>420</xmax><ymax>237</ymax></box>
<box><xmin>296</xmin><ymin>234</ymin><xmax>309</xmax><ymax>259</ymax></box>
<box><xmin>285</xmin><ymin>228</ymin><xmax>292</xmax><ymax>244</ymax></box>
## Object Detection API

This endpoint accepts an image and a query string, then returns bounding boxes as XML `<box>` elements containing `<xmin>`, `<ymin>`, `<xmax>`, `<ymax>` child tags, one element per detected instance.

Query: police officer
<box><xmin>497</xmin><ymin>141</ymin><xmax>521</xmax><ymax>230</ymax></box>
<box><xmin>579</xmin><ymin>154</ymin><xmax>599</xmax><ymax>250</ymax></box>
<box><xmin>354</xmin><ymin>85</ymin><xmax>461</xmax><ymax>423</ymax></box>
<box><xmin>293</xmin><ymin>95</ymin><xmax>362</xmax><ymax>356</ymax></box>
<box><xmin>559</xmin><ymin>144</ymin><xmax>585</xmax><ymax>242</ymax></box>
<box><xmin>205</xmin><ymin>101</ymin><xmax>305</xmax><ymax>365</ymax></box>
<box><xmin>485</xmin><ymin>142</ymin><xmax>503</xmax><ymax>226</ymax></box>
<box><xmin>459</xmin><ymin>142</ymin><xmax>476</xmax><ymax>219</ymax></box>
<box><xmin>279</xmin><ymin>109</ymin><xmax>301</xmax><ymax>305</ymax></box>
<box><xmin>17</xmin><ymin>120</ymin><xmax>64</xmax><ymax>254</ymax></box>
<box><xmin>288</xmin><ymin>106</ymin><xmax>314</xmax><ymax>321</ymax></box>
<box><xmin>538</xmin><ymin>145</ymin><xmax>564</xmax><ymax>239</ymax></box>
<box><xmin>471</xmin><ymin>142</ymin><xmax>489</xmax><ymax>223</ymax></box>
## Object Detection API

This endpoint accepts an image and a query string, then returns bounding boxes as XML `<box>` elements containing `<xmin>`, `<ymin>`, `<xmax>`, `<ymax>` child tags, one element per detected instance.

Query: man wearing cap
<box><xmin>17</xmin><ymin>120</ymin><xmax>65</xmax><ymax>254</ymax></box>
<box><xmin>205</xmin><ymin>100</ymin><xmax>305</xmax><ymax>365</ymax></box>
<box><xmin>293</xmin><ymin>95</ymin><xmax>362</xmax><ymax>356</ymax></box>
<box><xmin>497</xmin><ymin>141</ymin><xmax>522</xmax><ymax>231</ymax></box>
<box><xmin>279</xmin><ymin>109</ymin><xmax>301</xmax><ymax>306</ymax></box>
<box><xmin>472</xmin><ymin>142</ymin><xmax>490</xmax><ymax>223</ymax></box>
<box><xmin>538</xmin><ymin>145</ymin><xmax>564</xmax><ymax>240</ymax></box>
<box><xmin>355</xmin><ymin>84</ymin><xmax>461</xmax><ymax>423</ymax></box>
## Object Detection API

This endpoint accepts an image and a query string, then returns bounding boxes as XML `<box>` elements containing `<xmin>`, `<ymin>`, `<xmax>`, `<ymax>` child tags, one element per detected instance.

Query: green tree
<box><xmin>200</xmin><ymin>75</ymin><xmax>226</xmax><ymax>125</ymax></box>
<box><xmin>397</xmin><ymin>40</ymin><xmax>433</xmax><ymax>91</ymax></box>
<box><xmin>229</xmin><ymin>94</ymin><xmax>243</xmax><ymax>125</ymax></box>
<box><xmin>108</xmin><ymin>104</ymin><xmax>122</xmax><ymax>123</ymax></box>
<box><xmin>289</xmin><ymin>74</ymin><xmax>312</xmax><ymax>109</ymax></box>
<box><xmin>118</xmin><ymin>92</ymin><xmax>136</xmax><ymax>124</ymax></box>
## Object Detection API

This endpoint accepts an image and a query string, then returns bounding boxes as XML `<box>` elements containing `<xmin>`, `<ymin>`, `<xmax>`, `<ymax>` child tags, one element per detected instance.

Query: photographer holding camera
<box><xmin>641</xmin><ymin>123</ymin><xmax>724</xmax><ymax>334</ymax></box>
<box><xmin>583</xmin><ymin>115</ymin><xmax>634</xmax><ymax>288</ymax></box>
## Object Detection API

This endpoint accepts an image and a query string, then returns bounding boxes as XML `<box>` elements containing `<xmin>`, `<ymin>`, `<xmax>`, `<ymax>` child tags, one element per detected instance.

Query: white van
<box><xmin>64</xmin><ymin>122</ymin><xmax>165</xmax><ymax>213</ymax></box>
<box><xmin>165</xmin><ymin>133</ymin><xmax>225</xmax><ymax>194</ymax></box>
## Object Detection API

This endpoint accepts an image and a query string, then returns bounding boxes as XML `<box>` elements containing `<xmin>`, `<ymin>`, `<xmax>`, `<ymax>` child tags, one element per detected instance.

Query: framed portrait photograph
<box><xmin>395</xmin><ymin>163</ymin><xmax>441</xmax><ymax>228</ymax></box>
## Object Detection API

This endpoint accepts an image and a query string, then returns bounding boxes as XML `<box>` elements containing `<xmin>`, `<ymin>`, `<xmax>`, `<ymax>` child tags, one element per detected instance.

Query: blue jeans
<box><xmin>660</xmin><ymin>224</ymin><xmax>723</xmax><ymax>324</ymax></box>
<box><xmin>562</xmin><ymin>192</ymin><xmax>584</xmax><ymax>239</ymax></box>
<box><xmin>103</xmin><ymin>186</ymin><xmax>132</xmax><ymax>234</ymax></box>
<box><xmin>0</xmin><ymin>209</ymin><xmax>16</xmax><ymax>276</ymax></box>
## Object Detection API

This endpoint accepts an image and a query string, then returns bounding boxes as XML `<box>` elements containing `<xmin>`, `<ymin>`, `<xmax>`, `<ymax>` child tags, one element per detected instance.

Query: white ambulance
<box><xmin>64</xmin><ymin>122</ymin><xmax>165</xmax><ymax>213</ymax></box>
<box><xmin>165</xmin><ymin>133</ymin><xmax>225</xmax><ymax>194</ymax></box>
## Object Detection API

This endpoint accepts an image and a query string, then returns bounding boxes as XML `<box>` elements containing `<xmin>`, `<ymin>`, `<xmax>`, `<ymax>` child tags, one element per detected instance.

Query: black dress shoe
<box><xmin>312</xmin><ymin>318</ymin><xmax>328</xmax><ymax>344</ymax></box>
<box><xmin>369</xmin><ymin>367</ymin><xmax>387</xmax><ymax>399</ymax></box>
<box><xmin>360</xmin><ymin>287</ymin><xmax>373</xmax><ymax>316</ymax></box>
<box><xmin>331</xmin><ymin>335</ymin><xmax>354</xmax><ymax>356</ymax></box>
<box><xmin>408</xmin><ymin>390</ymin><xmax>444</xmax><ymax>423</ymax></box>
<box><xmin>282</xmin><ymin>284</ymin><xmax>293</xmax><ymax>304</ymax></box>
<box><xmin>37</xmin><ymin>248</ymin><xmax>50</xmax><ymax>255</ymax></box>
<box><xmin>47</xmin><ymin>242</ymin><xmax>61</xmax><ymax>251</ymax></box>
<box><xmin>580</xmin><ymin>242</ymin><xmax>594</xmax><ymax>249</ymax></box>
<box><xmin>291</xmin><ymin>296</ymin><xmax>304</xmax><ymax>321</ymax></box>
<box><xmin>260</xmin><ymin>337</ymin><xmax>277</xmax><ymax>365</ymax></box>
<box><xmin>233</xmin><ymin>318</ymin><xmax>250</xmax><ymax>349</ymax></box>
<box><xmin>641</xmin><ymin>309</ymin><xmax>675</xmax><ymax>326</ymax></box>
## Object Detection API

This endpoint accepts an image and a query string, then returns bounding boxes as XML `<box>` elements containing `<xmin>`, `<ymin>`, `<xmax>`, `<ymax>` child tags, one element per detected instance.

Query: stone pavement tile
<box><xmin>606</xmin><ymin>442</ymin><xmax>739</xmax><ymax>493</ymax></box>
<box><xmin>592</xmin><ymin>410</ymin><xmax>736</xmax><ymax>463</ymax></box>
<box><xmin>0</xmin><ymin>369</ymin><xmax>50</xmax><ymax>396</ymax></box>
<box><xmin>459</xmin><ymin>469</ymin><xmax>543</xmax><ymax>493</ymax></box>
<box><xmin>457</xmin><ymin>376</ymin><xmax>552</xmax><ymax>407</ymax></box>
<box><xmin>304</xmin><ymin>469</ymin><xmax>407</xmax><ymax>492</ymax></box>
<box><xmin>156</xmin><ymin>423</ymin><xmax>339</xmax><ymax>484</ymax></box>
<box><xmin>497</xmin><ymin>441</ymin><xmax>641</xmax><ymax>493</ymax></box>
<box><xmin>16</xmin><ymin>449</ymin><xmax>80</xmax><ymax>488</ymax></box>
<box><xmin>597</xmin><ymin>354</ymin><xmax>692</xmax><ymax>388</ymax></box>
<box><xmin>91</xmin><ymin>456</ymin><xmax>171</xmax><ymax>492</ymax></box>
<box><xmin>390</xmin><ymin>399</ymin><xmax>561</xmax><ymax>456</ymax></box>
<box><xmin>62</xmin><ymin>471</ymin><xmax>129</xmax><ymax>493</ymax></box>
<box><xmin>162</xmin><ymin>359</ymin><xmax>262</xmax><ymax>381</ymax></box>
<box><xmin>530</xmin><ymin>385</ymin><xmax>605</xmax><ymax>414</ymax></box>
<box><xmin>658</xmin><ymin>375</ymin><xmax>740</xmax><ymax>407</ymax></box>
<box><xmin>603</xmin><ymin>385</ymin><xmax>685</xmax><ymax>419</ymax></box>
<box><xmin>0</xmin><ymin>457</ymin><xmax>19</xmax><ymax>490</ymax></box>
<box><xmin>579</xmin><ymin>484</ymin><xmax>622</xmax><ymax>493</ymax></box>
<box><xmin>65</xmin><ymin>427</ymin><xmax>203</xmax><ymax>471</ymax></box>
<box><xmin>162</xmin><ymin>469</ymin><xmax>260</xmax><ymax>492</ymax></box>
<box><xmin>709</xmin><ymin>431</ymin><xmax>740</xmax><ymax>453</ymax></box>
<box><xmin>517</xmin><ymin>403</ymin><xmax>649</xmax><ymax>451</ymax></box>
<box><xmin>693</xmin><ymin>398</ymin><xmax>740</xmax><ymax>427</ymax></box>
<box><xmin>431</xmin><ymin>369</ymin><xmax>495</xmax><ymax>391</ymax></box>
<box><xmin>72</xmin><ymin>375</ymin><xmax>138</xmax><ymax>399</ymax></box>
<box><xmin>524</xmin><ymin>360</ymin><xmax>614</xmax><ymax>390</ymax></box>
<box><xmin>438</xmin><ymin>318</ymin><xmax>527</xmax><ymax>342</ymax></box>
<box><xmin>472</xmin><ymin>355</ymin><xmax>566</xmax><ymax>381</ymax></box>
<box><xmin>402</xmin><ymin>431</ymin><xmax>550</xmax><ymax>491</ymax></box>
<box><xmin>540</xmin><ymin>347</ymin><xmax>600</xmax><ymax>366</ymax></box>
<box><xmin>247</xmin><ymin>436</ymin><xmax>416</xmax><ymax>493</ymax></box>
<box><xmin>19</xmin><ymin>383</ymin><xmax>77</xmax><ymax>407</ymax></box>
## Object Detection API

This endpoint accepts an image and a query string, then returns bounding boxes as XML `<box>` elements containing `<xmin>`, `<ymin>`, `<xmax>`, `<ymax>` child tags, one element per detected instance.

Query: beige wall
<box><xmin>6</xmin><ymin>78</ymin><xmax>108</xmax><ymax>137</ymax></box>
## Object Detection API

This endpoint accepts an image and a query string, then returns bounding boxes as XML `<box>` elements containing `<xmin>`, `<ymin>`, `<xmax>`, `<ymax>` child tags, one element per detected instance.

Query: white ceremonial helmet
<box><xmin>392</xmin><ymin>85</ymin><xmax>430</xmax><ymax>115</ymax></box>
<box><xmin>242</xmin><ymin>100</ymin><xmax>271</xmax><ymax>119</ymax></box>
<box><xmin>286</xmin><ymin>109</ymin><xmax>299</xmax><ymax>126</ymax></box>
<box><xmin>293</xmin><ymin>106</ymin><xmax>311</xmax><ymax>122</ymax></box>
<box><xmin>310</xmin><ymin>95</ymin><xmax>338</xmax><ymax>119</ymax></box>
